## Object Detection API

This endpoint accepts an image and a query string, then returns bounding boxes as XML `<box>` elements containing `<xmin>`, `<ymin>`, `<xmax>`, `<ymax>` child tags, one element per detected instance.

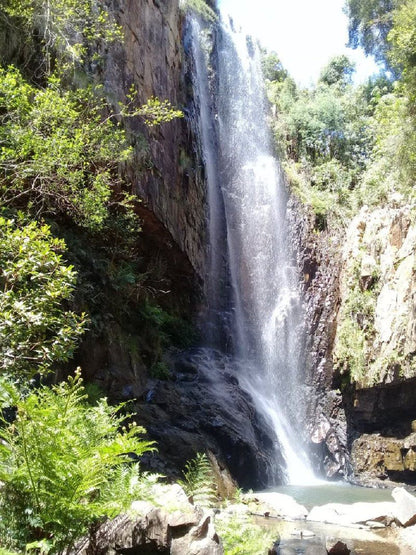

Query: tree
<box><xmin>261</xmin><ymin>51</ymin><xmax>288</xmax><ymax>82</ymax></box>
<box><xmin>1</xmin><ymin>0</ymin><xmax>122</xmax><ymax>76</ymax></box>
<box><xmin>389</xmin><ymin>0</ymin><xmax>416</xmax><ymax>98</ymax></box>
<box><xmin>0</xmin><ymin>216</ymin><xmax>86</xmax><ymax>381</ymax></box>
<box><xmin>0</xmin><ymin>67</ymin><xmax>182</xmax><ymax>230</ymax></box>
<box><xmin>319</xmin><ymin>55</ymin><xmax>356</xmax><ymax>88</ymax></box>
<box><xmin>345</xmin><ymin>0</ymin><xmax>397</xmax><ymax>71</ymax></box>
<box><xmin>0</xmin><ymin>66</ymin><xmax>133</xmax><ymax>230</ymax></box>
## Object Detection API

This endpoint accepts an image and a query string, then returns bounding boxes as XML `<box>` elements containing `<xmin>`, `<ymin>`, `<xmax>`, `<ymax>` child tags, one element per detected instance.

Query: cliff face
<box><xmin>332</xmin><ymin>203</ymin><xmax>416</xmax><ymax>485</ymax></box>
<box><xmin>288</xmin><ymin>197</ymin><xmax>350</xmax><ymax>480</ymax></box>
<box><xmin>334</xmin><ymin>204</ymin><xmax>416</xmax><ymax>387</ymax></box>
<box><xmin>296</xmin><ymin>198</ymin><xmax>416</xmax><ymax>485</ymax></box>
<box><xmin>102</xmin><ymin>0</ymin><xmax>207</xmax><ymax>279</ymax></box>
<box><xmin>82</xmin><ymin>1</ymin><xmax>278</xmax><ymax>487</ymax></box>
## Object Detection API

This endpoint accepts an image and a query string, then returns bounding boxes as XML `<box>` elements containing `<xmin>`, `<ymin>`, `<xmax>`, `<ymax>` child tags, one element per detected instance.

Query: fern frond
<box><xmin>178</xmin><ymin>452</ymin><xmax>216</xmax><ymax>508</ymax></box>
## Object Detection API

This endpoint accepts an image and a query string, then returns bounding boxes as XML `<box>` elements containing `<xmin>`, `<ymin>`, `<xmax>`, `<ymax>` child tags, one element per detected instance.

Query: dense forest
<box><xmin>0</xmin><ymin>0</ymin><xmax>416</xmax><ymax>552</ymax></box>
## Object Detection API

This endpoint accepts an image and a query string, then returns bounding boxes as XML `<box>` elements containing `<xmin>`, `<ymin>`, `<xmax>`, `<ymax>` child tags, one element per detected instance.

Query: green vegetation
<box><xmin>265</xmin><ymin>52</ymin><xmax>375</xmax><ymax>226</ymax></box>
<box><xmin>0</xmin><ymin>371</ymin><xmax>155</xmax><ymax>552</ymax></box>
<box><xmin>178</xmin><ymin>452</ymin><xmax>217</xmax><ymax>508</ymax></box>
<box><xmin>180</xmin><ymin>0</ymin><xmax>217</xmax><ymax>22</ymax></box>
<box><xmin>333</xmin><ymin>257</ymin><xmax>379</xmax><ymax>383</ymax></box>
<box><xmin>265</xmin><ymin>0</ymin><xmax>416</xmax><ymax>384</ymax></box>
<box><xmin>265</xmin><ymin>0</ymin><xmax>416</xmax><ymax>226</ymax></box>
<box><xmin>0</xmin><ymin>0</ymin><xmax>192</xmax><ymax>551</ymax></box>
<box><xmin>0</xmin><ymin>66</ymin><xmax>131</xmax><ymax>230</ymax></box>
<box><xmin>2</xmin><ymin>0</ymin><xmax>123</xmax><ymax>76</ymax></box>
<box><xmin>0</xmin><ymin>217</ymin><xmax>86</xmax><ymax>381</ymax></box>
<box><xmin>345</xmin><ymin>0</ymin><xmax>396</xmax><ymax>71</ymax></box>
<box><xmin>215</xmin><ymin>514</ymin><xmax>277</xmax><ymax>555</ymax></box>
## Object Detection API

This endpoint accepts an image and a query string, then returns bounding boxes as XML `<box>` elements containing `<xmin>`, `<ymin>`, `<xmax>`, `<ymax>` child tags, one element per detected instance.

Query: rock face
<box><xmin>287</xmin><ymin>195</ymin><xmax>349</xmax><ymax>480</ymax></box>
<box><xmin>75</xmin><ymin>484</ymin><xmax>223</xmax><ymax>554</ymax></box>
<box><xmin>101</xmin><ymin>0</ymin><xmax>207</xmax><ymax>278</ymax></box>
<box><xmin>351</xmin><ymin>433</ymin><xmax>416</xmax><ymax>484</ymax></box>
<box><xmin>289</xmin><ymin>198</ymin><xmax>416</xmax><ymax>485</ymax></box>
<box><xmin>329</xmin><ymin>204</ymin><xmax>416</xmax><ymax>484</ymax></box>
<box><xmin>333</xmin><ymin>204</ymin><xmax>416</xmax><ymax>387</ymax></box>
<box><xmin>134</xmin><ymin>349</ymin><xmax>278</xmax><ymax>490</ymax></box>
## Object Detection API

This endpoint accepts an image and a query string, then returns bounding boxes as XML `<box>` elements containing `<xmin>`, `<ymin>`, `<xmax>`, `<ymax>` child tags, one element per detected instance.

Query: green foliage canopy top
<box><xmin>345</xmin><ymin>0</ymin><xmax>397</xmax><ymax>70</ymax></box>
<box><xmin>0</xmin><ymin>66</ymin><xmax>132</xmax><ymax>230</ymax></box>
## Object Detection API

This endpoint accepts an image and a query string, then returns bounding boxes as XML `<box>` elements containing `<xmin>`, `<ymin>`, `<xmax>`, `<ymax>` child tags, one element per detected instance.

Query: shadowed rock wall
<box><xmin>101</xmin><ymin>0</ymin><xmax>207</xmax><ymax>278</ymax></box>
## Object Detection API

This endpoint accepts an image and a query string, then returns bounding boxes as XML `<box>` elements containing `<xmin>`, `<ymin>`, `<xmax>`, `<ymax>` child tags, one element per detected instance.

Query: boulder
<box><xmin>392</xmin><ymin>487</ymin><xmax>416</xmax><ymax>527</ymax></box>
<box><xmin>73</xmin><ymin>485</ymin><xmax>223</xmax><ymax>554</ymax></box>
<box><xmin>326</xmin><ymin>539</ymin><xmax>351</xmax><ymax>554</ymax></box>
<box><xmin>244</xmin><ymin>492</ymin><xmax>308</xmax><ymax>520</ymax></box>
<box><xmin>307</xmin><ymin>501</ymin><xmax>396</xmax><ymax>527</ymax></box>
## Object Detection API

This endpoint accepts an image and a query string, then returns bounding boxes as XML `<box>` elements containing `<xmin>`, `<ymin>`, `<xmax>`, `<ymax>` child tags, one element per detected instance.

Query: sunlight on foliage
<box><xmin>215</xmin><ymin>514</ymin><xmax>277</xmax><ymax>555</ymax></box>
<box><xmin>0</xmin><ymin>66</ymin><xmax>131</xmax><ymax>229</ymax></box>
<box><xmin>178</xmin><ymin>452</ymin><xmax>217</xmax><ymax>508</ymax></box>
<box><xmin>2</xmin><ymin>0</ymin><xmax>122</xmax><ymax>75</ymax></box>
<box><xmin>180</xmin><ymin>0</ymin><xmax>217</xmax><ymax>22</ymax></box>
<box><xmin>0</xmin><ymin>216</ymin><xmax>86</xmax><ymax>380</ymax></box>
<box><xmin>0</xmin><ymin>370</ymin><xmax>156</xmax><ymax>552</ymax></box>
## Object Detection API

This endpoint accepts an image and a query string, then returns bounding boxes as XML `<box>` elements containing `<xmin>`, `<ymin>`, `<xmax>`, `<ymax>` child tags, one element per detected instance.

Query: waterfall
<box><xmin>190</xmin><ymin>13</ymin><xmax>317</xmax><ymax>485</ymax></box>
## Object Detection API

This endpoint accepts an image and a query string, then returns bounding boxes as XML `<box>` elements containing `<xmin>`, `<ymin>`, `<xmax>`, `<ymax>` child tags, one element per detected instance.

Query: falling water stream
<box><xmin>190</xmin><ymin>12</ymin><xmax>318</xmax><ymax>485</ymax></box>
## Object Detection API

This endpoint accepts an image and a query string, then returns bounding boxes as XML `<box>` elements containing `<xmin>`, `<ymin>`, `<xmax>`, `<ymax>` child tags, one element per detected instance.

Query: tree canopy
<box><xmin>344</xmin><ymin>0</ymin><xmax>397</xmax><ymax>70</ymax></box>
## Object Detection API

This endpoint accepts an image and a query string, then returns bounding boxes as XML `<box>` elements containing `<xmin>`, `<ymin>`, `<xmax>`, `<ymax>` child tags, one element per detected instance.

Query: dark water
<box><xmin>267</xmin><ymin>483</ymin><xmax>393</xmax><ymax>510</ymax></box>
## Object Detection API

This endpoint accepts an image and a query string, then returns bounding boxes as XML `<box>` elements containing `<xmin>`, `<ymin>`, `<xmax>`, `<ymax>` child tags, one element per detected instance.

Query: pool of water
<box><xmin>265</xmin><ymin>483</ymin><xmax>393</xmax><ymax>510</ymax></box>
<box><xmin>255</xmin><ymin>483</ymin><xmax>408</xmax><ymax>554</ymax></box>
<box><xmin>261</xmin><ymin>518</ymin><xmax>402</xmax><ymax>555</ymax></box>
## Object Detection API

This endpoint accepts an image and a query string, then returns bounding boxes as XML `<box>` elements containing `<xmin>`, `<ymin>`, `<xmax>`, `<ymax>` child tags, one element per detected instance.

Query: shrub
<box><xmin>0</xmin><ymin>216</ymin><xmax>86</xmax><ymax>381</ymax></box>
<box><xmin>215</xmin><ymin>514</ymin><xmax>277</xmax><ymax>555</ymax></box>
<box><xmin>0</xmin><ymin>370</ymin><xmax>155</xmax><ymax>552</ymax></box>
<box><xmin>179</xmin><ymin>0</ymin><xmax>217</xmax><ymax>22</ymax></box>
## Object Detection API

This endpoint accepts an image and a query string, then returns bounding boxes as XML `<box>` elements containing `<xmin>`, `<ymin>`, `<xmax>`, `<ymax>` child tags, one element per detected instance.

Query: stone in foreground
<box><xmin>307</xmin><ymin>501</ymin><xmax>396</xmax><ymax>527</ymax></box>
<box><xmin>72</xmin><ymin>485</ymin><xmax>222</xmax><ymax>554</ymax></box>
<box><xmin>244</xmin><ymin>492</ymin><xmax>308</xmax><ymax>520</ymax></box>
<box><xmin>392</xmin><ymin>487</ymin><xmax>416</xmax><ymax>527</ymax></box>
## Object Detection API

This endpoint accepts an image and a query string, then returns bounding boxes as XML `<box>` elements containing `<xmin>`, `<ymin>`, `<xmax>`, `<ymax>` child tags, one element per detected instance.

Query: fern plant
<box><xmin>178</xmin><ymin>453</ymin><xmax>217</xmax><ymax>508</ymax></box>
<box><xmin>0</xmin><ymin>370</ymin><xmax>155</xmax><ymax>552</ymax></box>
<box><xmin>215</xmin><ymin>514</ymin><xmax>278</xmax><ymax>555</ymax></box>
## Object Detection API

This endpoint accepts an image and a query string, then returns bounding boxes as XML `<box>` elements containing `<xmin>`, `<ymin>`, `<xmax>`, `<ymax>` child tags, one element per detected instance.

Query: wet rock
<box><xmin>135</xmin><ymin>348</ymin><xmax>278</xmax><ymax>490</ymax></box>
<box><xmin>307</xmin><ymin>501</ymin><xmax>396</xmax><ymax>526</ymax></box>
<box><xmin>244</xmin><ymin>492</ymin><xmax>308</xmax><ymax>520</ymax></box>
<box><xmin>326</xmin><ymin>539</ymin><xmax>351</xmax><ymax>554</ymax></box>
<box><xmin>74</xmin><ymin>486</ymin><xmax>222</xmax><ymax>554</ymax></box>
<box><xmin>392</xmin><ymin>487</ymin><xmax>416</xmax><ymax>527</ymax></box>
<box><xmin>287</xmin><ymin>196</ymin><xmax>350</xmax><ymax>480</ymax></box>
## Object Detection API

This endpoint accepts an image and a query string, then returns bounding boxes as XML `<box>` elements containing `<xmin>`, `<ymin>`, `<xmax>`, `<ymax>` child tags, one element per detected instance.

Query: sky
<box><xmin>217</xmin><ymin>0</ymin><xmax>380</xmax><ymax>87</ymax></box>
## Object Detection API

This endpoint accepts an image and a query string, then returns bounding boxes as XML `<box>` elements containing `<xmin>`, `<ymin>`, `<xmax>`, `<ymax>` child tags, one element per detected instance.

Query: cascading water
<box><xmin>190</xmin><ymin>11</ymin><xmax>318</xmax><ymax>485</ymax></box>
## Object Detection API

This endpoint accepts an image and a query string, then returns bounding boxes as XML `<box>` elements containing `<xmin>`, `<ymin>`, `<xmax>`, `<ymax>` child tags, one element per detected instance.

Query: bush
<box><xmin>179</xmin><ymin>0</ymin><xmax>217</xmax><ymax>21</ymax></box>
<box><xmin>0</xmin><ymin>66</ymin><xmax>132</xmax><ymax>230</ymax></box>
<box><xmin>0</xmin><ymin>216</ymin><xmax>86</xmax><ymax>381</ymax></box>
<box><xmin>215</xmin><ymin>514</ymin><xmax>277</xmax><ymax>555</ymax></box>
<box><xmin>0</xmin><ymin>371</ymin><xmax>155</xmax><ymax>552</ymax></box>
